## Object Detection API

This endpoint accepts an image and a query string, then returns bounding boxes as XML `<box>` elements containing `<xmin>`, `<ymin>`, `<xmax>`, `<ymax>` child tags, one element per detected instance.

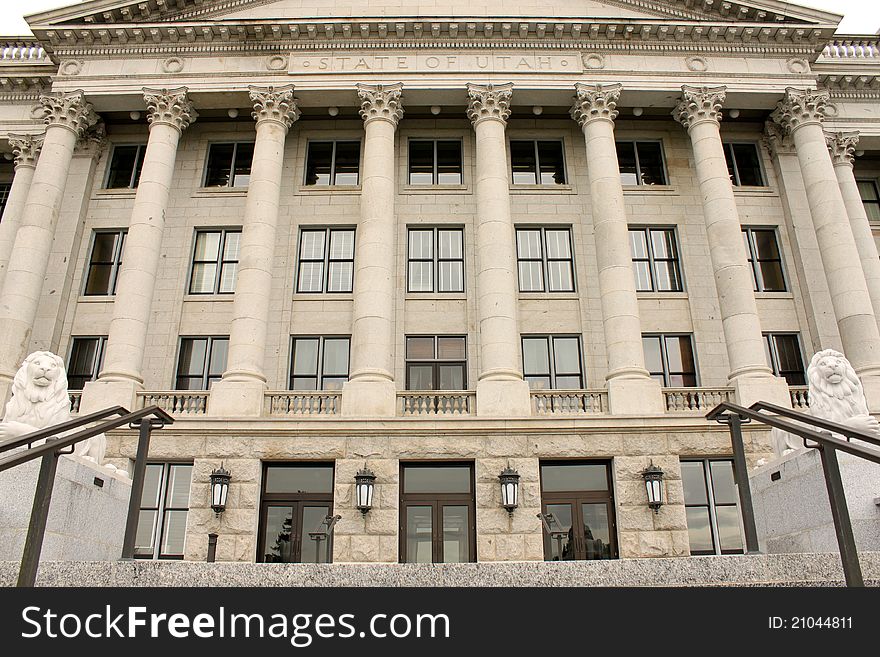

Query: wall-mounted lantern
<box><xmin>210</xmin><ymin>465</ymin><xmax>231</xmax><ymax>517</ymax></box>
<box><xmin>499</xmin><ymin>466</ymin><xmax>520</xmax><ymax>515</ymax></box>
<box><xmin>642</xmin><ymin>463</ymin><xmax>664</xmax><ymax>513</ymax></box>
<box><xmin>355</xmin><ymin>467</ymin><xmax>376</xmax><ymax>515</ymax></box>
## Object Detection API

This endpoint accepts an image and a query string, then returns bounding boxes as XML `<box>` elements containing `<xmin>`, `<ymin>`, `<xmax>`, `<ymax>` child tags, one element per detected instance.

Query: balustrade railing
<box><xmin>397</xmin><ymin>392</ymin><xmax>475</xmax><ymax>416</ymax></box>
<box><xmin>137</xmin><ymin>391</ymin><xmax>209</xmax><ymax>416</ymax></box>
<box><xmin>664</xmin><ymin>387</ymin><xmax>733</xmax><ymax>413</ymax></box>
<box><xmin>265</xmin><ymin>391</ymin><xmax>340</xmax><ymax>416</ymax></box>
<box><xmin>531</xmin><ymin>390</ymin><xmax>607</xmax><ymax>415</ymax></box>
<box><xmin>68</xmin><ymin>392</ymin><xmax>82</xmax><ymax>415</ymax></box>
<box><xmin>822</xmin><ymin>38</ymin><xmax>880</xmax><ymax>59</ymax></box>
<box><xmin>789</xmin><ymin>385</ymin><xmax>810</xmax><ymax>410</ymax></box>
<box><xmin>0</xmin><ymin>41</ymin><xmax>49</xmax><ymax>63</ymax></box>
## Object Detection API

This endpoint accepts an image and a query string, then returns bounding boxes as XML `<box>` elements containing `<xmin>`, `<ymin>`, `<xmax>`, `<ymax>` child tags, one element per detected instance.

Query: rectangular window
<box><xmin>629</xmin><ymin>227</ymin><xmax>683</xmax><ymax>292</ymax></box>
<box><xmin>407</xmin><ymin>227</ymin><xmax>465</xmax><ymax>293</ymax></box>
<box><xmin>616</xmin><ymin>141</ymin><xmax>667</xmax><ymax>186</ymax></box>
<box><xmin>643</xmin><ymin>334</ymin><xmax>698</xmax><ymax>387</ymax></box>
<box><xmin>134</xmin><ymin>462</ymin><xmax>193</xmax><ymax>560</ymax></box>
<box><xmin>522</xmin><ymin>335</ymin><xmax>584</xmax><ymax>390</ymax></box>
<box><xmin>105</xmin><ymin>144</ymin><xmax>147</xmax><ymax>189</ymax></box>
<box><xmin>188</xmin><ymin>229</ymin><xmax>241</xmax><ymax>295</ymax></box>
<box><xmin>515</xmin><ymin>227</ymin><xmax>575</xmax><ymax>292</ymax></box>
<box><xmin>304</xmin><ymin>141</ymin><xmax>361</xmax><ymax>186</ymax></box>
<box><xmin>408</xmin><ymin>140</ymin><xmax>463</xmax><ymax>185</ymax></box>
<box><xmin>0</xmin><ymin>182</ymin><xmax>10</xmax><ymax>218</ymax></box>
<box><xmin>289</xmin><ymin>337</ymin><xmax>350</xmax><ymax>391</ymax></box>
<box><xmin>764</xmin><ymin>333</ymin><xmax>806</xmax><ymax>386</ymax></box>
<box><xmin>723</xmin><ymin>143</ymin><xmax>765</xmax><ymax>187</ymax></box>
<box><xmin>204</xmin><ymin>142</ymin><xmax>254</xmax><ymax>188</ymax></box>
<box><xmin>405</xmin><ymin>336</ymin><xmax>467</xmax><ymax>390</ymax></box>
<box><xmin>858</xmin><ymin>180</ymin><xmax>880</xmax><ymax>223</ymax></box>
<box><xmin>83</xmin><ymin>230</ymin><xmax>126</xmax><ymax>296</ymax></box>
<box><xmin>742</xmin><ymin>227</ymin><xmax>786</xmax><ymax>292</ymax></box>
<box><xmin>175</xmin><ymin>337</ymin><xmax>228</xmax><ymax>390</ymax></box>
<box><xmin>67</xmin><ymin>337</ymin><xmax>107</xmax><ymax>390</ymax></box>
<box><xmin>510</xmin><ymin>140</ymin><xmax>566</xmax><ymax>185</ymax></box>
<box><xmin>681</xmin><ymin>459</ymin><xmax>744</xmax><ymax>556</ymax></box>
<box><xmin>296</xmin><ymin>228</ymin><xmax>355</xmax><ymax>293</ymax></box>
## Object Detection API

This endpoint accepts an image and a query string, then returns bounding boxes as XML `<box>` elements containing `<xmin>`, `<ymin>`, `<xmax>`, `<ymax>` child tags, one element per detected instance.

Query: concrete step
<box><xmin>2</xmin><ymin>552</ymin><xmax>879</xmax><ymax>587</ymax></box>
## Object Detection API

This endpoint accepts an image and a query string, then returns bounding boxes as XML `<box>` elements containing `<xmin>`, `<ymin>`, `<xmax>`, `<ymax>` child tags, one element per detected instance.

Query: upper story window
<box><xmin>629</xmin><ymin>227</ymin><xmax>683</xmax><ymax>292</ymax></box>
<box><xmin>616</xmin><ymin>141</ymin><xmax>667</xmax><ymax>186</ymax></box>
<box><xmin>83</xmin><ymin>230</ymin><xmax>126</xmax><ymax>296</ymax></box>
<box><xmin>175</xmin><ymin>336</ymin><xmax>228</xmax><ymax>390</ymax></box>
<box><xmin>204</xmin><ymin>142</ymin><xmax>254</xmax><ymax>188</ymax></box>
<box><xmin>408</xmin><ymin>140</ymin><xmax>463</xmax><ymax>185</ymax></box>
<box><xmin>135</xmin><ymin>462</ymin><xmax>193</xmax><ymax>560</ymax></box>
<box><xmin>643</xmin><ymin>334</ymin><xmax>697</xmax><ymax>387</ymax></box>
<box><xmin>297</xmin><ymin>228</ymin><xmax>355</xmax><ymax>293</ymax></box>
<box><xmin>405</xmin><ymin>336</ymin><xmax>467</xmax><ymax>390</ymax></box>
<box><xmin>764</xmin><ymin>333</ymin><xmax>806</xmax><ymax>386</ymax></box>
<box><xmin>67</xmin><ymin>336</ymin><xmax>107</xmax><ymax>390</ymax></box>
<box><xmin>0</xmin><ymin>182</ymin><xmax>11</xmax><ymax>218</ymax></box>
<box><xmin>305</xmin><ymin>141</ymin><xmax>360</xmax><ymax>186</ymax></box>
<box><xmin>289</xmin><ymin>336</ymin><xmax>350</xmax><ymax>391</ymax></box>
<box><xmin>105</xmin><ymin>144</ymin><xmax>146</xmax><ymax>189</ymax></box>
<box><xmin>189</xmin><ymin>229</ymin><xmax>241</xmax><ymax>295</ymax></box>
<box><xmin>681</xmin><ymin>459</ymin><xmax>743</xmax><ymax>556</ymax></box>
<box><xmin>742</xmin><ymin>227</ymin><xmax>786</xmax><ymax>292</ymax></box>
<box><xmin>522</xmin><ymin>335</ymin><xmax>584</xmax><ymax>390</ymax></box>
<box><xmin>407</xmin><ymin>227</ymin><xmax>464</xmax><ymax>293</ymax></box>
<box><xmin>516</xmin><ymin>227</ymin><xmax>575</xmax><ymax>292</ymax></box>
<box><xmin>510</xmin><ymin>140</ymin><xmax>566</xmax><ymax>185</ymax></box>
<box><xmin>858</xmin><ymin>180</ymin><xmax>880</xmax><ymax>223</ymax></box>
<box><xmin>723</xmin><ymin>143</ymin><xmax>765</xmax><ymax>187</ymax></box>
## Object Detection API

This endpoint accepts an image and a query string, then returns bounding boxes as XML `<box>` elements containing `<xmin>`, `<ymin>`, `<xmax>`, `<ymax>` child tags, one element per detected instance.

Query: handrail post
<box><xmin>715</xmin><ymin>412</ymin><xmax>761</xmax><ymax>554</ymax></box>
<box><xmin>17</xmin><ymin>439</ymin><xmax>61</xmax><ymax>587</ymax></box>
<box><xmin>819</xmin><ymin>445</ymin><xmax>864</xmax><ymax>587</ymax></box>
<box><xmin>207</xmin><ymin>533</ymin><xmax>218</xmax><ymax>563</ymax></box>
<box><xmin>121</xmin><ymin>418</ymin><xmax>161</xmax><ymax>559</ymax></box>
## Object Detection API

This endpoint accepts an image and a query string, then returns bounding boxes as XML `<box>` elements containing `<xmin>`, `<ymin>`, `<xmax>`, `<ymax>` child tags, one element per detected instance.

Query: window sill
<box><xmin>622</xmin><ymin>186</ymin><xmax>678</xmax><ymax>195</ymax></box>
<box><xmin>400</xmin><ymin>184</ymin><xmax>471</xmax><ymax>195</ymax></box>
<box><xmin>193</xmin><ymin>187</ymin><xmax>248</xmax><ymax>197</ymax></box>
<box><xmin>93</xmin><ymin>189</ymin><xmax>137</xmax><ymax>198</ymax></box>
<box><xmin>755</xmin><ymin>291</ymin><xmax>794</xmax><ymax>300</ymax></box>
<box><xmin>406</xmin><ymin>294</ymin><xmax>467</xmax><ymax>301</ymax></box>
<box><xmin>293</xmin><ymin>293</ymin><xmax>354</xmax><ymax>301</ymax></box>
<box><xmin>637</xmin><ymin>292</ymin><xmax>689</xmax><ymax>300</ymax></box>
<box><xmin>296</xmin><ymin>185</ymin><xmax>362</xmax><ymax>195</ymax></box>
<box><xmin>509</xmin><ymin>184</ymin><xmax>574</xmax><ymax>194</ymax></box>
<box><xmin>77</xmin><ymin>295</ymin><xmax>115</xmax><ymax>303</ymax></box>
<box><xmin>518</xmin><ymin>293</ymin><xmax>580</xmax><ymax>301</ymax></box>
<box><xmin>182</xmin><ymin>295</ymin><xmax>234</xmax><ymax>302</ymax></box>
<box><xmin>733</xmin><ymin>186</ymin><xmax>776</xmax><ymax>196</ymax></box>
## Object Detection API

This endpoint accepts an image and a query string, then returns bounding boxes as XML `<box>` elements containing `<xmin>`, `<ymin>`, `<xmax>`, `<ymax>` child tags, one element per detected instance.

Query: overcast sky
<box><xmin>0</xmin><ymin>0</ymin><xmax>878</xmax><ymax>35</ymax></box>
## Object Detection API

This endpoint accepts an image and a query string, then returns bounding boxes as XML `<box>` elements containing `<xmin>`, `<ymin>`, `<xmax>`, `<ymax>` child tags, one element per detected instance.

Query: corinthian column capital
<box><xmin>39</xmin><ymin>90</ymin><xmax>99</xmax><ymax>137</ymax></box>
<box><xmin>357</xmin><ymin>82</ymin><xmax>404</xmax><ymax>126</ymax></box>
<box><xmin>249</xmin><ymin>84</ymin><xmax>300</xmax><ymax>130</ymax></box>
<box><xmin>770</xmin><ymin>87</ymin><xmax>830</xmax><ymax>135</ymax></box>
<box><xmin>466</xmin><ymin>82</ymin><xmax>513</xmax><ymax>127</ymax></box>
<box><xmin>826</xmin><ymin>130</ymin><xmax>859</xmax><ymax>167</ymax></box>
<box><xmin>571</xmin><ymin>83</ymin><xmax>621</xmax><ymax>126</ymax></box>
<box><xmin>7</xmin><ymin>133</ymin><xmax>43</xmax><ymax>170</ymax></box>
<box><xmin>143</xmin><ymin>87</ymin><xmax>198</xmax><ymax>133</ymax></box>
<box><xmin>762</xmin><ymin>120</ymin><xmax>795</xmax><ymax>158</ymax></box>
<box><xmin>672</xmin><ymin>85</ymin><xmax>727</xmax><ymax>131</ymax></box>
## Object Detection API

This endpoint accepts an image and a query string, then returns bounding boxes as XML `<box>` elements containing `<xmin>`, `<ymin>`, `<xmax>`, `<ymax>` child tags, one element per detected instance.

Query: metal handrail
<box><xmin>750</xmin><ymin>400</ymin><xmax>880</xmax><ymax>449</ymax></box>
<box><xmin>0</xmin><ymin>405</ymin><xmax>128</xmax><ymax>457</ymax></box>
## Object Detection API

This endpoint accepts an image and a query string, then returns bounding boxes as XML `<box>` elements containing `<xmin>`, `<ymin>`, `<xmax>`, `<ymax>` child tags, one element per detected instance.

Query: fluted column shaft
<box><xmin>0</xmin><ymin>91</ymin><xmax>97</xmax><ymax>394</ymax></box>
<box><xmin>0</xmin><ymin>134</ymin><xmax>42</xmax><ymax>292</ymax></box>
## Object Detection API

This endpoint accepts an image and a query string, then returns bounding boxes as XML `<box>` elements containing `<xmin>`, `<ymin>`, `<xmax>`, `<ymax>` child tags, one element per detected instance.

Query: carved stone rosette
<box><xmin>357</xmin><ymin>83</ymin><xmax>404</xmax><ymax>126</ymax></box>
<box><xmin>770</xmin><ymin>87</ymin><xmax>830</xmax><ymax>135</ymax></box>
<box><xmin>672</xmin><ymin>85</ymin><xmax>727</xmax><ymax>130</ymax></box>
<box><xmin>143</xmin><ymin>86</ymin><xmax>197</xmax><ymax>133</ymax></box>
<box><xmin>39</xmin><ymin>90</ymin><xmax>99</xmax><ymax>137</ymax></box>
<box><xmin>466</xmin><ymin>82</ymin><xmax>513</xmax><ymax>126</ymax></box>
<box><xmin>249</xmin><ymin>84</ymin><xmax>300</xmax><ymax>130</ymax></box>
<box><xmin>7</xmin><ymin>133</ymin><xmax>43</xmax><ymax>170</ymax></box>
<box><xmin>826</xmin><ymin>130</ymin><xmax>859</xmax><ymax>167</ymax></box>
<box><xmin>570</xmin><ymin>82</ymin><xmax>622</xmax><ymax>126</ymax></box>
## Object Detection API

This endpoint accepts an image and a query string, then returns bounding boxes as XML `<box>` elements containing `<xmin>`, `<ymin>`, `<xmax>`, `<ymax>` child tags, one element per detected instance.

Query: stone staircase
<box><xmin>3</xmin><ymin>553</ymin><xmax>878</xmax><ymax>587</ymax></box>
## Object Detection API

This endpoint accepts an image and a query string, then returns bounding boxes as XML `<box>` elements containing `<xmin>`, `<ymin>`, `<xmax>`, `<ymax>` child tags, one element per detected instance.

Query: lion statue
<box><xmin>771</xmin><ymin>349</ymin><xmax>880</xmax><ymax>457</ymax></box>
<box><xmin>0</xmin><ymin>351</ymin><xmax>107</xmax><ymax>466</ymax></box>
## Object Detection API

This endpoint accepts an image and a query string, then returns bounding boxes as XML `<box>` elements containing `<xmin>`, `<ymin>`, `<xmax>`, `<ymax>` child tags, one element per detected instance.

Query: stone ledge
<box><xmin>2</xmin><ymin>553</ymin><xmax>878</xmax><ymax>587</ymax></box>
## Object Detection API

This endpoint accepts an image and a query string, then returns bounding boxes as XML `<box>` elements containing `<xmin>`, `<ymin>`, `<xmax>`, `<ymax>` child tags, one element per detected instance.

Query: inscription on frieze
<box><xmin>288</xmin><ymin>51</ymin><xmax>583</xmax><ymax>75</ymax></box>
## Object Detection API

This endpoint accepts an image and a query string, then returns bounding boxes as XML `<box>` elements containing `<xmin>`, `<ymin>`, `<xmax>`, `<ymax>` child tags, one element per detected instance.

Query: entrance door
<box><xmin>540</xmin><ymin>461</ymin><xmax>617</xmax><ymax>561</ymax></box>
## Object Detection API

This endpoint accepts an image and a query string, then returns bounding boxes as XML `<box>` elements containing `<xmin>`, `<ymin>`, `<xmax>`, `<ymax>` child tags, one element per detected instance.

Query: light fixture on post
<box><xmin>354</xmin><ymin>466</ymin><xmax>376</xmax><ymax>515</ymax></box>
<box><xmin>210</xmin><ymin>465</ymin><xmax>231</xmax><ymax>517</ymax></box>
<box><xmin>641</xmin><ymin>463</ymin><xmax>664</xmax><ymax>513</ymax></box>
<box><xmin>499</xmin><ymin>466</ymin><xmax>520</xmax><ymax>515</ymax></box>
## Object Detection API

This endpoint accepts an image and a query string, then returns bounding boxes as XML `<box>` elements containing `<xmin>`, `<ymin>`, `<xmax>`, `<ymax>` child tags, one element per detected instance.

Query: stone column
<box><xmin>208</xmin><ymin>86</ymin><xmax>300</xmax><ymax>417</ymax></box>
<box><xmin>571</xmin><ymin>83</ymin><xmax>664</xmax><ymax>414</ymax></box>
<box><xmin>466</xmin><ymin>82</ymin><xmax>531</xmax><ymax>417</ymax></box>
<box><xmin>673</xmin><ymin>85</ymin><xmax>790</xmax><ymax>407</ymax></box>
<box><xmin>826</xmin><ymin>130</ymin><xmax>880</xmax><ymax>325</ymax></box>
<box><xmin>0</xmin><ymin>134</ymin><xmax>42</xmax><ymax>292</ymax></box>
<box><xmin>0</xmin><ymin>91</ymin><xmax>97</xmax><ymax>405</ymax></box>
<box><xmin>772</xmin><ymin>88</ymin><xmax>880</xmax><ymax>409</ymax></box>
<box><xmin>341</xmin><ymin>83</ymin><xmax>404</xmax><ymax>417</ymax></box>
<box><xmin>80</xmin><ymin>88</ymin><xmax>196</xmax><ymax>414</ymax></box>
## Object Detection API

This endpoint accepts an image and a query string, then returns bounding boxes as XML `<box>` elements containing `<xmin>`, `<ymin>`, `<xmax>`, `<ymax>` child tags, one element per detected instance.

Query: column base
<box><xmin>207</xmin><ymin>378</ymin><xmax>266</xmax><ymax>417</ymax></box>
<box><xmin>607</xmin><ymin>377</ymin><xmax>665</xmax><ymax>415</ymax></box>
<box><xmin>475</xmin><ymin>378</ymin><xmax>531</xmax><ymax>417</ymax></box>
<box><xmin>79</xmin><ymin>379</ymin><xmax>141</xmax><ymax>415</ymax></box>
<box><xmin>0</xmin><ymin>374</ymin><xmax>12</xmax><ymax>413</ymax></box>
<box><xmin>857</xmin><ymin>371</ymin><xmax>880</xmax><ymax>414</ymax></box>
<box><xmin>341</xmin><ymin>378</ymin><xmax>397</xmax><ymax>417</ymax></box>
<box><xmin>731</xmin><ymin>375</ymin><xmax>792</xmax><ymax>409</ymax></box>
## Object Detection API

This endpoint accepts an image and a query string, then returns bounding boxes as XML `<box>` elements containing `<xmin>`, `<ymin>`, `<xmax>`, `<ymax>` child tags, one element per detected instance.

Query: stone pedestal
<box><xmin>78</xmin><ymin>378</ymin><xmax>140</xmax><ymax>415</ymax></box>
<box><xmin>750</xmin><ymin>449</ymin><xmax>880</xmax><ymax>553</ymax></box>
<box><xmin>207</xmin><ymin>379</ymin><xmax>265</xmax><ymax>417</ymax></box>
<box><xmin>0</xmin><ymin>453</ymin><xmax>131</xmax><ymax>562</ymax></box>
<box><xmin>731</xmin><ymin>375</ymin><xmax>793</xmax><ymax>408</ymax></box>
<box><xmin>341</xmin><ymin>378</ymin><xmax>397</xmax><ymax>417</ymax></box>
<box><xmin>607</xmin><ymin>377</ymin><xmax>666</xmax><ymax>415</ymax></box>
<box><xmin>475</xmin><ymin>378</ymin><xmax>532</xmax><ymax>418</ymax></box>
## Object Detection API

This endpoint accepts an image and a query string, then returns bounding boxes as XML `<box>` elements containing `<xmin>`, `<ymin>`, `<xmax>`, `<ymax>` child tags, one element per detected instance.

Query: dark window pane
<box><xmin>407</xmin><ymin>364</ymin><xmax>434</xmax><ymax>390</ymax></box>
<box><xmin>305</xmin><ymin>142</ymin><xmax>332</xmax><ymax>186</ymax></box>
<box><xmin>300</xmin><ymin>505</ymin><xmax>333</xmax><ymax>563</ymax></box>
<box><xmin>544</xmin><ymin>504</ymin><xmax>573</xmax><ymax>561</ymax></box>
<box><xmin>581</xmin><ymin>503</ymin><xmax>612</xmax><ymax>559</ymax></box>
<box><xmin>85</xmin><ymin>264</ymin><xmax>113</xmax><ymax>295</ymax></box>
<box><xmin>537</xmin><ymin>141</ymin><xmax>566</xmax><ymax>184</ymax></box>
<box><xmin>106</xmin><ymin>145</ymin><xmax>139</xmax><ymax>188</ymax></box>
<box><xmin>650</xmin><ymin>229</ymin><xmax>676</xmax><ymax>259</ymax></box>
<box><xmin>635</xmin><ymin>142</ymin><xmax>666</xmax><ymax>185</ymax></box>
<box><xmin>204</xmin><ymin>143</ymin><xmax>234</xmax><ymax>187</ymax></box>
<box><xmin>553</xmin><ymin>338</ymin><xmax>581</xmax><ymax>375</ymax></box>
<box><xmin>715</xmin><ymin>506</ymin><xmax>744</xmax><ymax>552</ymax></box>
<box><xmin>710</xmin><ymin>461</ymin><xmax>738</xmax><ymax>506</ymax></box>
<box><xmin>438</xmin><ymin>364</ymin><xmax>464</xmax><ymax>390</ymax></box>
<box><xmin>753</xmin><ymin>230</ymin><xmax>780</xmax><ymax>260</ymax></box>
<box><xmin>511</xmin><ymin>141</ymin><xmax>537</xmax><ymax>185</ymax></box>
<box><xmin>323</xmin><ymin>339</ymin><xmax>349</xmax><ymax>378</ymax></box>
<box><xmin>757</xmin><ymin>261</ymin><xmax>786</xmax><ymax>291</ymax></box>
<box><xmin>262</xmin><ymin>506</ymin><xmax>295</xmax><ymax>562</ymax></box>
<box><xmin>68</xmin><ymin>338</ymin><xmax>100</xmax><ymax>390</ymax></box>
<box><xmin>177</xmin><ymin>339</ymin><xmax>207</xmax><ymax>376</ymax></box>
<box><xmin>208</xmin><ymin>339</ymin><xmax>228</xmax><ymax>378</ymax></box>
<box><xmin>405</xmin><ymin>505</ymin><xmax>433</xmax><ymax>563</ymax></box>
<box><xmin>231</xmin><ymin>142</ymin><xmax>254</xmax><ymax>187</ymax></box>
<box><xmin>665</xmin><ymin>336</ymin><xmax>695</xmax><ymax>375</ymax></box>
<box><xmin>442</xmin><ymin>505</ymin><xmax>470</xmax><ymax>563</ymax></box>
<box><xmin>437</xmin><ymin>336</ymin><xmax>466</xmax><ymax>360</ymax></box>
<box><xmin>409</xmin><ymin>141</ymin><xmax>434</xmax><ymax>185</ymax></box>
<box><xmin>436</xmin><ymin>141</ymin><xmax>463</xmax><ymax>185</ymax></box>
<box><xmin>724</xmin><ymin>143</ymin><xmax>737</xmax><ymax>183</ymax></box>
<box><xmin>403</xmin><ymin>466</ymin><xmax>471</xmax><ymax>493</ymax></box>
<box><xmin>685</xmin><ymin>507</ymin><xmax>714</xmax><ymax>554</ymax></box>
<box><xmin>772</xmin><ymin>334</ymin><xmax>805</xmax><ymax>385</ymax></box>
<box><xmin>265</xmin><ymin>465</ymin><xmax>334</xmax><ymax>494</ymax></box>
<box><xmin>654</xmin><ymin>261</ymin><xmax>681</xmax><ymax>292</ymax></box>
<box><xmin>617</xmin><ymin>142</ymin><xmax>638</xmax><ymax>185</ymax></box>
<box><xmin>681</xmin><ymin>461</ymin><xmax>708</xmax><ymax>505</ymax></box>
<box><xmin>523</xmin><ymin>338</ymin><xmax>550</xmax><ymax>376</ymax></box>
<box><xmin>406</xmin><ymin>337</ymin><xmax>435</xmax><ymax>360</ymax></box>
<box><xmin>642</xmin><ymin>336</ymin><xmax>663</xmax><ymax>375</ymax></box>
<box><xmin>292</xmin><ymin>339</ymin><xmax>319</xmax><ymax>376</ymax></box>
<box><xmin>541</xmin><ymin>464</ymin><xmax>608</xmax><ymax>492</ymax></box>
<box><xmin>859</xmin><ymin>180</ymin><xmax>879</xmax><ymax>201</ymax></box>
<box><xmin>732</xmin><ymin>143</ymin><xmax>764</xmax><ymax>186</ymax></box>
<box><xmin>333</xmin><ymin>141</ymin><xmax>361</xmax><ymax>185</ymax></box>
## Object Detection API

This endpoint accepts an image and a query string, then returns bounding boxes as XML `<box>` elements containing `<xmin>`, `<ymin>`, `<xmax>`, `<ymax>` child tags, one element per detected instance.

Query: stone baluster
<box><xmin>0</xmin><ymin>134</ymin><xmax>43</xmax><ymax>292</ymax></box>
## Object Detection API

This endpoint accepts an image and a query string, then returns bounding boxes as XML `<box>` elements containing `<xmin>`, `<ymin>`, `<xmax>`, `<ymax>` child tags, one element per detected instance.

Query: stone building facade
<box><xmin>1</xmin><ymin>0</ymin><xmax>879</xmax><ymax>564</ymax></box>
